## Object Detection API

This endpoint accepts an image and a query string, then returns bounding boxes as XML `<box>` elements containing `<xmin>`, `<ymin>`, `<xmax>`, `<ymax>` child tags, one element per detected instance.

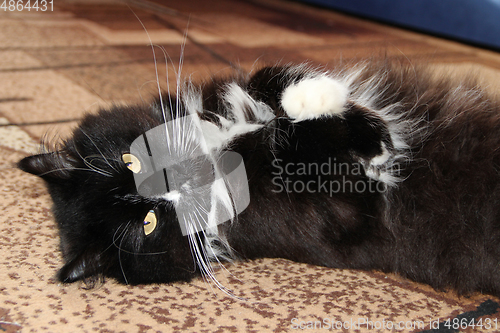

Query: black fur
<box><xmin>18</xmin><ymin>61</ymin><xmax>500</xmax><ymax>296</ymax></box>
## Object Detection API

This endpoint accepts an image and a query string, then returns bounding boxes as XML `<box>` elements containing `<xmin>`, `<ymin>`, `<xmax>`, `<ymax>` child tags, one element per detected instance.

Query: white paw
<box><xmin>281</xmin><ymin>76</ymin><xmax>348</xmax><ymax>121</ymax></box>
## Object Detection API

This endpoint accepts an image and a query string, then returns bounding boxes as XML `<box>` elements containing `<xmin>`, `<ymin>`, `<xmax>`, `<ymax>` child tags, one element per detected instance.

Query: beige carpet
<box><xmin>2</xmin><ymin>0</ymin><xmax>500</xmax><ymax>332</ymax></box>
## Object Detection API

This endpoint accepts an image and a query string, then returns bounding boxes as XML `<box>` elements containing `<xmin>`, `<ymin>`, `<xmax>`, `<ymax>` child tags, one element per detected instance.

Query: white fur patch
<box><xmin>339</xmin><ymin>66</ymin><xmax>417</xmax><ymax>188</ymax></box>
<box><xmin>343</xmin><ymin>68</ymin><xmax>411</xmax><ymax>153</ymax></box>
<box><xmin>370</xmin><ymin>143</ymin><xmax>391</xmax><ymax>166</ymax></box>
<box><xmin>200</xmin><ymin>83</ymin><xmax>274</xmax><ymax>152</ymax></box>
<box><xmin>281</xmin><ymin>76</ymin><xmax>349</xmax><ymax>121</ymax></box>
<box><xmin>364</xmin><ymin>142</ymin><xmax>403</xmax><ymax>186</ymax></box>
<box><xmin>180</xmin><ymin>82</ymin><xmax>273</xmax><ymax>154</ymax></box>
<box><xmin>161</xmin><ymin>190</ymin><xmax>181</xmax><ymax>203</ymax></box>
<box><xmin>224</xmin><ymin>83</ymin><xmax>274</xmax><ymax>124</ymax></box>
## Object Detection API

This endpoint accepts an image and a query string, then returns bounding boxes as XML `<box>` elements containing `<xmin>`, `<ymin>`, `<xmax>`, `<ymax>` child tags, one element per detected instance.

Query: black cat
<box><xmin>19</xmin><ymin>60</ymin><xmax>500</xmax><ymax>296</ymax></box>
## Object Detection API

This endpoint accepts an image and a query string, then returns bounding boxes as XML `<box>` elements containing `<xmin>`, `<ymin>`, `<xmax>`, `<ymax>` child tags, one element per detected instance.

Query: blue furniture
<box><xmin>300</xmin><ymin>0</ymin><xmax>500</xmax><ymax>50</ymax></box>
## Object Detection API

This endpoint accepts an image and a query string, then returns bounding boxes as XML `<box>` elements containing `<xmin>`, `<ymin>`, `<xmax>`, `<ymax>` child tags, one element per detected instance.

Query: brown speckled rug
<box><xmin>2</xmin><ymin>0</ymin><xmax>500</xmax><ymax>332</ymax></box>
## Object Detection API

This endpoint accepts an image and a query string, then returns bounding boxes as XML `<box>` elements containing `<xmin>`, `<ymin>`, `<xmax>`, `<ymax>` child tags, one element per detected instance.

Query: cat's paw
<box><xmin>281</xmin><ymin>76</ymin><xmax>348</xmax><ymax>121</ymax></box>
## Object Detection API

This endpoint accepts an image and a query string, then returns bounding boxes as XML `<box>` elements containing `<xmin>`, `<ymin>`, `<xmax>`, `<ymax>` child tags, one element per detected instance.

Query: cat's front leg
<box><xmin>280</xmin><ymin>76</ymin><xmax>349</xmax><ymax>121</ymax></box>
<box><xmin>273</xmin><ymin>67</ymin><xmax>405</xmax><ymax>185</ymax></box>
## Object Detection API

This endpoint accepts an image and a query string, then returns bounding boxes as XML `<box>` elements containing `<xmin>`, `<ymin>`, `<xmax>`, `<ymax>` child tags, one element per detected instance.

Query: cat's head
<box><xmin>18</xmin><ymin>102</ymin><xmax>201</xmax><ymax>285</ymax></box>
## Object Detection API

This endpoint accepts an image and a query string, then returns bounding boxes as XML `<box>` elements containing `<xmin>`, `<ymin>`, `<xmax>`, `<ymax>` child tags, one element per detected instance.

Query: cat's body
<box><xmin>19</xmin><ymin>60</ymin><xmax>500</xmax><ymax>297</ymax></box>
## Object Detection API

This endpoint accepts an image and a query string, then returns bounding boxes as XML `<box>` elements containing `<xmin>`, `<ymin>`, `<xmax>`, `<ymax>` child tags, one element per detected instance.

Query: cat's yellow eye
<box><xmin>122</xmin><ymin>153</ymin><xmax>141</xmax><ymax>173</ymax></box>
<box><xmin>143</xmin><ymin>210</ymin><xmax>157</xmax><ymax>236</ymax></box>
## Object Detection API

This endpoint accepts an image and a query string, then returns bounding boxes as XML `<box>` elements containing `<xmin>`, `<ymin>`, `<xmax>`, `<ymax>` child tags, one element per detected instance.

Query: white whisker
<box><xmin>78</xmin><ymin>129</ymin><xmax>118</xmax><ymax>174</ymax></box>
<box><xmin>112</xmin><ymin>221</ymin><xmax>132</xmax><ymax>285</ymax></box>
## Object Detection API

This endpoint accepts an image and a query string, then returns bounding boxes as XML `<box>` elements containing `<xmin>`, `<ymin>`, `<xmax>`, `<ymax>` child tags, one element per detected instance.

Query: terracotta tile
<box><xmin>0</xmin><ymin>69</ymin><xmax>102</xmax><ymax>138</ymax></box>
<box><xmin>0</xmin><ymin>19</ymin><xmax>104</xmax><ymax>48</ymax></box>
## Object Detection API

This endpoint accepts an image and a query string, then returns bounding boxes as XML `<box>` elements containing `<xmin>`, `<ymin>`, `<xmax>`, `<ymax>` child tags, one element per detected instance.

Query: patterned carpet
<box><xmin>1</xmin><ymin>0</ymin><xmax>500</xmax><ymax>332</ymax></box>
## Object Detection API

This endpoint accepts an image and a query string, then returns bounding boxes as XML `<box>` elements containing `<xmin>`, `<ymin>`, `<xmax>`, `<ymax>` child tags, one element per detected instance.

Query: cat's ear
<box><xmin>57</xmin><ymin>248</ymin><xmax>104</xmax><ymax>284</ymax></box>
<box><xmin>18</xmin><ymin>151</ymin><xmax>76</xmax><ymax>181</ymax></box>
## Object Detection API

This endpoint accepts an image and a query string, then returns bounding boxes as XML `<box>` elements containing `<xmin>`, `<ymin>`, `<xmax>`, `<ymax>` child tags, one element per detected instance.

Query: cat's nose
<box><xmin>137</xmin><ymin>170</ymin><xmax>169</xmax><ymax>197</ymax></box>
<box><xmin>136</xmin><ymin>161</ymin><xmax>213</xmax><ymax>198</ymax></box>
